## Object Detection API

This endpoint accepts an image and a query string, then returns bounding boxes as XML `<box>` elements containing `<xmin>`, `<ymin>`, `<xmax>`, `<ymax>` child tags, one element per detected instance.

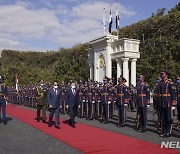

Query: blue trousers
<box><xmin>139</xmin><ymin>106</ymin><xmax>147</xmax><ymax>131</ymax></box>
<box><xmin>69</xmin><ymin>106</ymin><xmax>77</xmax><ymax>126</ymax></box>
<box><xmin>49</xmin><ymin>108</ymin><xmax>59</xmax><ymax>127</ymax></box>
<box><xmin>117</xmin><ymin>105</ymin><xmax>124</xmax><ymax>126</ymax></box>
<box><xmin>162</xmin><ymin>107</ymin><xmax>172</xmax><ymax>135</ymax></box>
<box><xmin>0</xmin><ymin>102</ymin><xmax>6</xmax><ymax>121</ymax></box>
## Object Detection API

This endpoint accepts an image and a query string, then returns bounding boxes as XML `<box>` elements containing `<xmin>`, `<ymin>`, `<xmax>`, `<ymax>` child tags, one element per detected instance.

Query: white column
<box><xmin>106</xmin><ymin>44</ymin><xmax>112</xmax><ymax>79</ymax></box>
<box><xmin>89</xmin><ymin>64</ymin><xmax>93</xmax><ymax>80</ymax></box>
<box><xmin>122</xmin><ymin>58</ymin><xmax>129</xmax><ymax>86</ymax></box>
<box><xmin>116</xmin><ymin>58</ymin><xmax>122</xmax><ymax>82</ymax></box>
<box><xmin>131</xmin><ymin>59</ymin><xmax>137</xmax><ymax>87</ymax></box>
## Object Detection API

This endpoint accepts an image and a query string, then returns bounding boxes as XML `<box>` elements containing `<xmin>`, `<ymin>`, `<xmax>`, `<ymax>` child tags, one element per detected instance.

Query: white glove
<box><xmin>147</xmin><ymin>105</ymin><xmax>150</xmax><ymax>108</ymax></box>
<box><xmin>83</xmin><ymin>100</ymin><xmax>85</xmax><ymax>103</ymax></box>
<box><xmin>92</xmin><ymin>101</ymin><xmax>95</xmax><ymax>104</ymax></box>
<box><xmin>172</xmin><ymin>106</ymin><xmax>175</xmax><ymax>110</ymax></box>
<box><xmin>124</xmin><ymin>104</ymin><xmax>128</xmax><ymax>107</ymax></box>
<box><xmin>108</xmin><ymin>101</ymin><xmax>111</xmax><ymax>104</ymax></box>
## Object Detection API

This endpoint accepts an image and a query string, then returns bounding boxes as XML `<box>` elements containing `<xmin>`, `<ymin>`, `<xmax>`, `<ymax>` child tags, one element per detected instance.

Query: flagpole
<box><xmin>103</xmin><ymin>8</ymin><xmax>106</xmax><ymax>36</ymax></box>
<box><xmin>116</xmin><ymin>1</ymin><xmax>120</xmax><ymax>39</ymax></box>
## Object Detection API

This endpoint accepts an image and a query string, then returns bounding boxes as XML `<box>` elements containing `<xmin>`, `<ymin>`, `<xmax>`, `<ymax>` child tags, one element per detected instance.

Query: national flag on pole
<box><xmin>15</xmin><ymin>74</ymin><xmax>19</xmax><ymax>92</ymax></box>
<box><xmin>103</xmin><ymin>8</ymin><xmax>106</xmax><ymax>34</ymax></box>
<box><xmin>116</xmin><ymin>8</ymin><xmax>120</xmax><ymax>29</ymax></box>
<box><xmin>109</xmin><ymin>9</ymin><xmax>113</xmax><ymax>34</ymax></box>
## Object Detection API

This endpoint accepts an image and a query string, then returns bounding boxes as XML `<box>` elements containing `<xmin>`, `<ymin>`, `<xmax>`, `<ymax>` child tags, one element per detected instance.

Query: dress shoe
<box><xmin>163</xmin><ymin>133</ymin><xmax>171</xmax><ymax>138</ymax></box>
<box><xmin>48</xmin><ymin>123</ymin><xmax>52</xmax><ymax>127</ymax></box>
<box><xmin>37</xmin><ymin>119</ymin><xmax>40</xmax><ymax>122</ymax></box>
<box><xmin>140</xmin><ymin>129</ymin><xmax>146</xmax><ymax>133</ymax></box>
<box><xmin>55</xmin><ymin>126</ymin><xmax>60</xmax><ymax>129</ymax></box>
<box><xmin>42</xmin><ymin>120</ymin><xmax>46</xmax><ymax>123</ymax></box>
<box><xmin>120</xmin><ymin>125</ymin><xmax>125</xmax><ymax>127</ymax></box>
<box><xmin>159</xmin><ymin>133</ymin><xmax>166</xmax><ymax>137</ymax></box>
<box><xmin>72</xmin><ymin>125</ymin><xmax>75</xmax><ymax>128</ymax></box>
<box><xmin>102</xmin><ymin>121</ymin><xmax>108</xmax><ymax>124</ymax></box>
<box><xmin>3</xmin><ymin>120</ymin><xmax>7</xmax><ymax>125</ymax></box>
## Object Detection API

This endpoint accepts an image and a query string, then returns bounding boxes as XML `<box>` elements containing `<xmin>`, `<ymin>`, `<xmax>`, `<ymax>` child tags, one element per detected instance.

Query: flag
<box><xmin>15</xmin><ymin>74</ymin><xmax>19</xmax><ymax>92</ymax></box>
<box><xmin>109</xmin><ymin>9</ymin><xmax>113</xmax><ymax>33</ymax></box>
<box><xmin>116</xmin><ymin>8</ymin><xmax>120</xmax><ymax>29</ymax></box>
<box><xmin>103</xmin><ymin>8</ymin><xmax>106</xmax><ymax>33</ymax></box>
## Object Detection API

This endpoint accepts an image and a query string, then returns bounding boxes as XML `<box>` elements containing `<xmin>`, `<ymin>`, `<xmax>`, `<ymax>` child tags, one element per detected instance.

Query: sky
<box><xmin>0</xmin><ymin>0</ymin><xmax>179</xmax><ymax>51</ymax></box>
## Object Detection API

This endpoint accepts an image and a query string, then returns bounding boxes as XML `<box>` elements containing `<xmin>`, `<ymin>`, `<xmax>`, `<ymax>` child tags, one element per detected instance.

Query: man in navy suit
<box><xmin>47</xmin><ymin>82</ymin><xmax>62</xmax><ymax>129</ymax></box>
<box><xmin>66</xmin><ymin>82</ymin><xmax>78</xmax><ymax>128</ymax></box>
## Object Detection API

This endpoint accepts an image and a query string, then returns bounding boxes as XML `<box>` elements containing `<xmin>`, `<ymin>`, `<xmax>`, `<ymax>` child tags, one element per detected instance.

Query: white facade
<box><xmin>87</xmin><ymin>35</ymin><xmax>140</xmax><ymax>86</ymax></box>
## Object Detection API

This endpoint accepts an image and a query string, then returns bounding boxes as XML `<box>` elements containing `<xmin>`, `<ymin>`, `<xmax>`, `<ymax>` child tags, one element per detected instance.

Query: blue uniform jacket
<box><xmin>0</xmin><ymin>84</ymin><xmax>8</xmax><ymax>103</ymax></box>
<box><xmin>159</xmin><ymin>80</ymin><xmax>176</xmax><ymax>108</ymax></box>
<box><xmin>137</xmin><ymin>83</ymin><xmax>150</xmax><ymax>107</ymax></box>
<box><xmin>116</xmin><ymin>84</ymin><xmax>128</xmax><ymax>106</ymax></box>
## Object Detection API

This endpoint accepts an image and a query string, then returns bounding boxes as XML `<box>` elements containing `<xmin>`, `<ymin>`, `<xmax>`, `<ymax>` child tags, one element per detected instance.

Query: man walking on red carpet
<box><xmin>47</xmin><ymin>82</ymin><xmax>62</xmax><ymax>129</ymax></box>
<box><xmin>66</xmin><ymin>82</ymin><xmax>78</xmax><ymax>128</ymax></box>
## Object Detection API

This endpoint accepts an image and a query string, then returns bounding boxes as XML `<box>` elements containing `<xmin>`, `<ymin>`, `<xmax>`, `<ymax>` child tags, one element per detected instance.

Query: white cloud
<box><xmin>0</xmin><ymin>0</ymin><xmax>136</xmax><ymax>51</ymax></box>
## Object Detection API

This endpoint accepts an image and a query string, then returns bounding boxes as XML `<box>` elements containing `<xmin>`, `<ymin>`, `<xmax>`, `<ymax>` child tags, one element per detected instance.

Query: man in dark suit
<box><xmin>47</xmin><ymin>82</ymin><xmax>62</xmax><ymax>129</ymax></box>
<box><xmin>66</xmin><ymin>82</ymin><xmax>78</xmax><ymax>128</ymax></box>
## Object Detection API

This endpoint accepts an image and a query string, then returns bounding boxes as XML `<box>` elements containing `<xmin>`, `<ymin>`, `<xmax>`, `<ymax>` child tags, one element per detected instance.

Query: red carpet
<box><xmin>7</xmin><ymin>104</ymin><xmax>178</xmax><ymax>154</ymax></box>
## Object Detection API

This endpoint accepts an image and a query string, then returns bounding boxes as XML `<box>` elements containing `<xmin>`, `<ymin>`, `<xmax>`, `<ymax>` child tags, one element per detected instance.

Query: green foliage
<box><xmin>0</xmin><ymin>44</ymin><xmax>90</xmax><ymax>86</ymax></box>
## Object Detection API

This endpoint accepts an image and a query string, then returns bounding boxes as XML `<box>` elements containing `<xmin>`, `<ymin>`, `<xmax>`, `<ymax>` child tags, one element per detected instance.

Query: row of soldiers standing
<box><xmin>8</xmin><ymin>71</ymin><xmax>180</xmax><ymax>137</ymax></box>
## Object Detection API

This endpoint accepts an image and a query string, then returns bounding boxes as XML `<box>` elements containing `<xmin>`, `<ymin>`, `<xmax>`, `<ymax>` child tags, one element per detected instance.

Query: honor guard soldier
<box><xmin>109</xmin><ymin>81</ymin><xmax>115</xmax><ymax>118</ymax></box>
<box><xmin>87</xmin><ymin>83</ymin><xmax>94</xmax><ymax>120</ymax></box>
<box><xmin>34</xmin><ymin>80</ymin><xmax>47</xmax><ymax>123</ymax></box>
<box><xmin>128</xmin><ymin>84</ymin><xmax>136</xmax><ymax>112</ymax></box>
<box><xmin>159</xmin><ymin>71</ymin><xmax>176</xmax><ymax>137</ymax></box>
<box><xmin>153</xmin><ymin>77</ymin><xmax>162</xmax><ymax>129</ymax></box>
<box><xmin>176</xmin><ymin>76</ymin><xmax>180</xmax><ymax>128</ymax></box>
<box><xmin>0</xmin><ymin>76</ymin><xmax>8</xmax><ymax>125</ymax></box>
<box><xmin>116</xmin><ymin>76</ymin><xmax>128</xmax><ymax>127</ymax></box>
<box><xmin>101</xmin><ymin>77</ymin><xmax>110</xmax><ymax>124</ymax></box>
<box><xmin>60</xmin><ymin>82</ymin><xmax>66</xmax><ymax>114</ymax></box>
<box><xmin>77</xmin><ymin>81</ymin><xmax>85</xmax><ymax>118</ymax></box>
<box><xmin>136</xmin><ymin>74</ymin><xmax>150</xmax><ymax>132</ymax></box>
<box><xmin>93</xmin><ymin>81</ymin><xmax>101</xmax><ymax>118</ymax></box>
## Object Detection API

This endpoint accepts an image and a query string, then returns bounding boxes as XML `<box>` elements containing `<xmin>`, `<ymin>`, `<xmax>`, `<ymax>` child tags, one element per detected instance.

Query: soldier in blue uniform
<box><xmin>93</xmin><ymin>81</ymin><xmax>101</xmax><ymax>118</ymax></box>
<box><xmin>136</xmin><ymin>74</ymin><xmax>150</xmax><ymax>132</ymax></box>
<box><xmin>159</xmin><ymin>71</ymin><xmax>176</xmax><ymax>137</ymax></box>
<box><xmin>116</xmin><ymin>76</ymin><xmax>128</xmax><ymax>127</ymax></box>
<box><xmin>77</xmin><ymin>81</ymin><xmax>85</xmax><ymax>118</ymax></box>
<box><xmin>176</xmin><ymin>76</ymin><xmax>180</xmax><ymax>128</ymax></box>
<box><xmin>60</xmin><ymin>82</ymin><xmax>66</xmax><ymax>114</ymax></box>
<box><xmin>0</xmin><ymin>76</ymin><xmax>8</xmax><ymax>125</ymax></box>
<box><xmin>87</xmin><ymin>83</ymin><xmax>94</xmax><ymax>120</ymax></box>
<box><xmin>101</xmin><ymin>77</ymin><xmax>110</xmax><ymax>124</ymax></box>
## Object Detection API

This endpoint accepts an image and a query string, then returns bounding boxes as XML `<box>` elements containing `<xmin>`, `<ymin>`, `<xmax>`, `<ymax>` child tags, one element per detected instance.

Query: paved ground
<box><xmin>0</xmin><ymin>104</ymin><xmax>179</xmax><ymax>154</ymax></box>
<box><xmin>0</xmin><ymin>115</ymin><xmax>81</xmax><ymax>154</ymax></box>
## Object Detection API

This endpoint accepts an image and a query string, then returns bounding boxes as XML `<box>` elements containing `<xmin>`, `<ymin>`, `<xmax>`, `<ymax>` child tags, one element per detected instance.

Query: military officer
<box><xmin>0</xmin><ymin>76</ymin><xmax>8</xmax><ymax>125</ymax></box>
<box><xmin>159</xmin><ymin>71</ymin><xmax>176</xmax><ymax>137</ymax></box>
<box><xmin>116</xmin><ymin>76</ymin><xmax>128</xmax><ymax>127</ymax></box>
<box><xmin>101</xmin><ymin>77</ymin><xmax>110</xmax><ymax>124</ymax></box>
<box><xmin>34</xmin><ymin>80</ymin><xmax>47</xmax><ymax>123</ymax></box>
<box><xmin>136</xmin><ymin>74</ymin><xmax>150</xmax><ymax>132</ymax></box>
